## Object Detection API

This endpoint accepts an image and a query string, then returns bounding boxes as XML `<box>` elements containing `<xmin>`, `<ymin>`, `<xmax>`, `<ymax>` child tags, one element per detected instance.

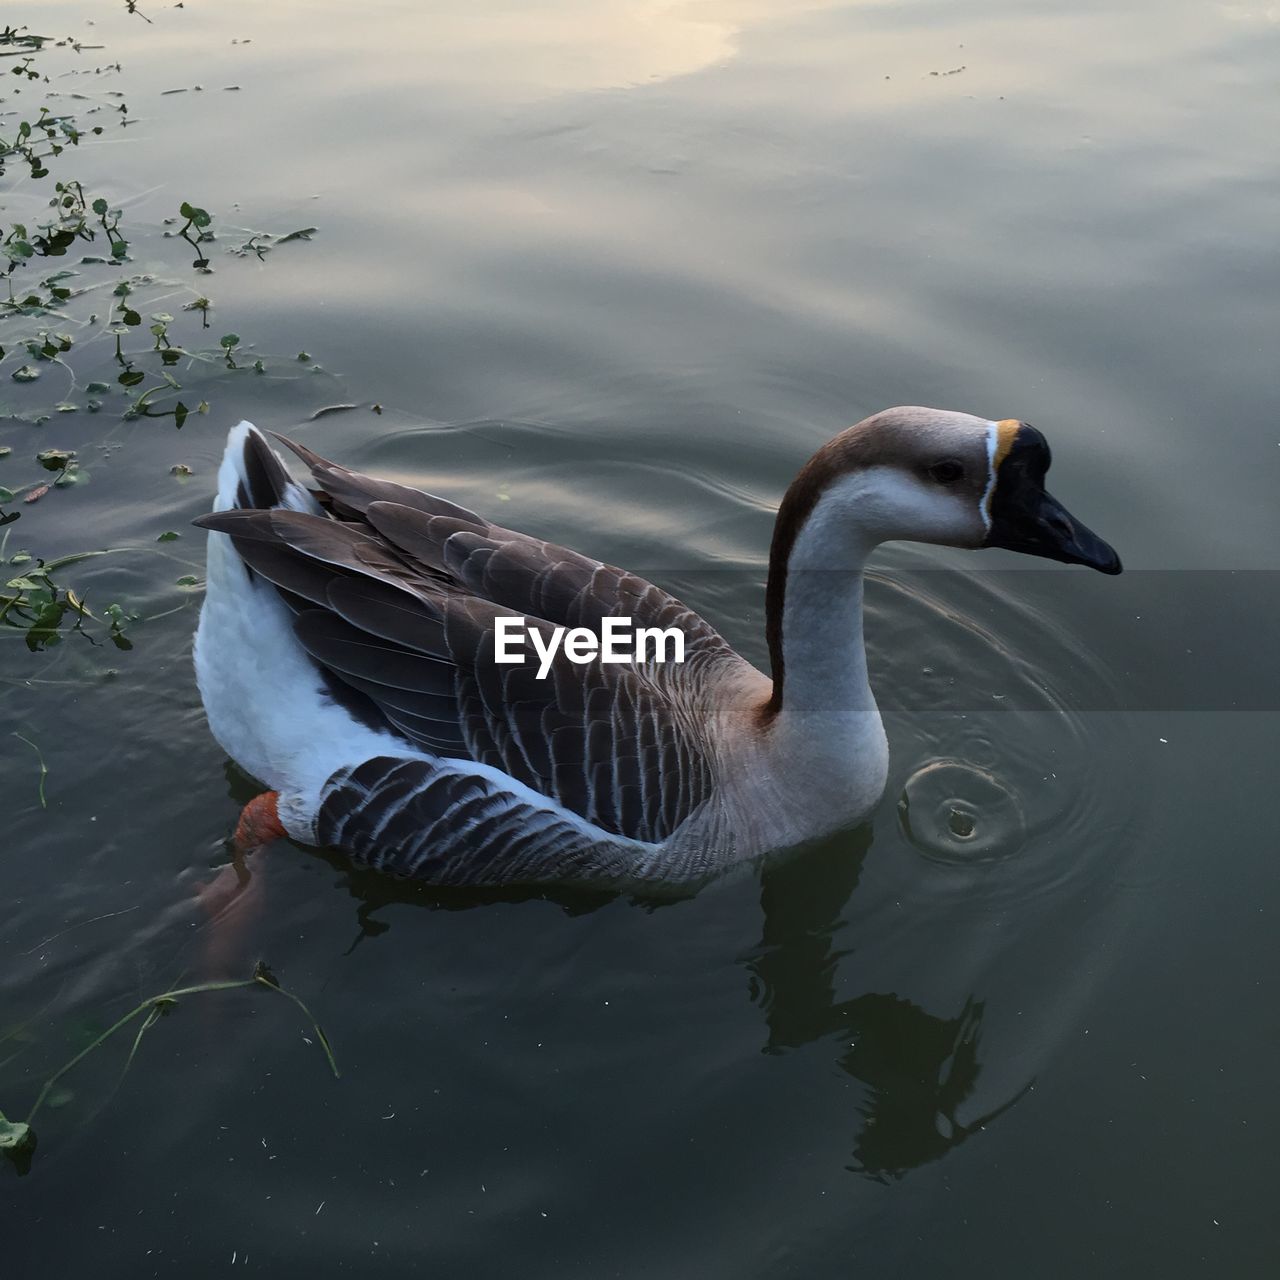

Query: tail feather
<box><xmin>214</xmin><ymin>420</ymin><xmax>321</xmax><ymax>516</ymax></box>
<box><xmin>240</xmin><ymin>425</ymin><xmax>294</xmax><ymax>509</ymax></box>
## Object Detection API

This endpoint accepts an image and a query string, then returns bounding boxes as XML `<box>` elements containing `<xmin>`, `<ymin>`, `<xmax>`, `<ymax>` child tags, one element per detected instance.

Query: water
<box><xmin>3</xmin><ymin>1</ymin><xmax>1278</xmax><ymax>1274</ymax></box>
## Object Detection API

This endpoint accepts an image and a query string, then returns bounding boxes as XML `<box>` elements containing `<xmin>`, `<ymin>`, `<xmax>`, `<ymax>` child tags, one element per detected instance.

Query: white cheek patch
<box><xmin>980</xmin><ymin>421</ymin><xmax>999</xmax><ymax>532</ymax></box>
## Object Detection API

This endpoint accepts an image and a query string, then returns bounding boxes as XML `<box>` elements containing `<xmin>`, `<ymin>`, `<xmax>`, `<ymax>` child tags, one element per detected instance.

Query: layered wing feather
<box><xmin>277</xmin><ymin>435</ymin><xmax>728</xmax><ymax>651</ymax></box>
<box><xmin>315</xmin><ymin>756</ymin><xmax>642</xmax><ymax>885</ymax></box>
<box><xmin>195</xmin><ymin>435</ymin><xmax>734</xmax><ymax>845</ymax></box>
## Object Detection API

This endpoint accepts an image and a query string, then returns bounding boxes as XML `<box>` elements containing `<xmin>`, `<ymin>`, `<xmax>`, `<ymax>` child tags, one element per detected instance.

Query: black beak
<box><xmin>984</xmin><ymin>424</ymin><xmax>1122</xmax><ymax>575</ymax></box>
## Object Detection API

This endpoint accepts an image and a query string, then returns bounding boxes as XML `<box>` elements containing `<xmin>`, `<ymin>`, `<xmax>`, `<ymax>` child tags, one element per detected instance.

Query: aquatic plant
<box><xmin>0</xmin><ymin>963</ymin><xmax>338</xmax><ymax>1174</ymax></box>
<box><xmin>1</xmin><ymin>13</ymin><xmax>343</xmax><ymax>1170</ymax></box>
<box><xmin>1</xmin><ymin>15</ymin><xmax>319</xmax><ymax>648</ymax></box>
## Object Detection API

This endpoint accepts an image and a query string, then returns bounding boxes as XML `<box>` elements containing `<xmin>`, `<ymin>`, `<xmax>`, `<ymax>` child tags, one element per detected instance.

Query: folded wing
<box><xmin>195</xmin><ymin>436</ymin><xmax>733</xmax><ymax>844</ymax></box>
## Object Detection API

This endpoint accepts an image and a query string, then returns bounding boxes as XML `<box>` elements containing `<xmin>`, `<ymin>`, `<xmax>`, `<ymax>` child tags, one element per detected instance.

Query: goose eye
<box><xmin>928</xmin><ymin>459</ymin><xmax>964</xmax><ymax>485</ymax></box>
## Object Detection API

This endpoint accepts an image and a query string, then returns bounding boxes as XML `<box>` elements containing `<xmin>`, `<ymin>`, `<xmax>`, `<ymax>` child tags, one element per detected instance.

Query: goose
<box><xmin>193</xmin><ymin>408</ymin><xmax>1120</xmax><ymax>887</ymax></box>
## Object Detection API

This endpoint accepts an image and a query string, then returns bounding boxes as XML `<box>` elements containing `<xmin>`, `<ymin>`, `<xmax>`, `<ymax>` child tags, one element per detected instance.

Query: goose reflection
<box><xmin>747</xmin><ymin>830</ymin><xmax>1027</xmax><ymax>1180</ymax></box>
<box><xmin>207</xmin><ymin>768</ymin><xmax>1026</xmax><ymax>1180</ymax></box>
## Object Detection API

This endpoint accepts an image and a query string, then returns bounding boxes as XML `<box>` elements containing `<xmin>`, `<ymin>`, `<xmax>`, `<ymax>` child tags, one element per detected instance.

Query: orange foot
<box><xmin>195</xmin><ymin>792</ymin><xmax>286</xmax><ymax>975</ymax></box>
<box><xmin>232</xmin><ymin>790</ymin><xmax>287</xmax><ymax>855</ymax></box>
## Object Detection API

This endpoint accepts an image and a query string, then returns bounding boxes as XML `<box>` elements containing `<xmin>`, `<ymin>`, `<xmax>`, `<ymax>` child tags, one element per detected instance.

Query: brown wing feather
<box><xmin>201</xmin><ymin>437</ymin><xmax>735</xmax><ymax>841</ymax></box>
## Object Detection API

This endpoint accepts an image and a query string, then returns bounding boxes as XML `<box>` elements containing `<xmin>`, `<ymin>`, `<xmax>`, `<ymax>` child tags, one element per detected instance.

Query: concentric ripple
<box><xmin>865</xmin><ymin>548</ymin><xmax>1140</xmax><ymax>904</ymax></box>
<box><xmin>898</xmin><ymin>758</ymin><xmax>1027</xmax><ymax>863</ymax></box>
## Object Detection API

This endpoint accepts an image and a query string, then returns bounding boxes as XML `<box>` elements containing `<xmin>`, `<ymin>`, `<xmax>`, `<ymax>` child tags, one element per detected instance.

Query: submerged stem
<box><xmin>21</xmin><ymin>970</ymin><xmax>339</xmax><ymax>1129</ymax></box>
<box><xmin>11</xmin><ymin>732</ymin><xmax>47</xmax><ymax>808</ymax></box>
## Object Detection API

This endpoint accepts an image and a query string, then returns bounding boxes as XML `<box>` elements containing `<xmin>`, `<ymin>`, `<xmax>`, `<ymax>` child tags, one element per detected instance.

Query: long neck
<box><xmin>761</xmin><ymin>476</ymin><xmax>879</xmax><ymax>724</ymax></box>
<box><xmin>749</xmin><ymin>492</ymin><xmax>887</xmax><ymax>830</ymax></box>
<box><xmin>763</xmin><ymin>531</ymin><xmax>877</xmax><ymax>724</ymax></box>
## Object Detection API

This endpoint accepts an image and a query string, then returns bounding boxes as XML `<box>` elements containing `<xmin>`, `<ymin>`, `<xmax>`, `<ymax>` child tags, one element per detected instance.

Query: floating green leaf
<box><xmin>179</xmin><ymin>201</ymin><xmax>212</xmax><ymax>229</ymax></box>
<box><xmin>0</xmin><ymin>1112</ymin><xmax>33</xmax><ymax>1154</ymax></box>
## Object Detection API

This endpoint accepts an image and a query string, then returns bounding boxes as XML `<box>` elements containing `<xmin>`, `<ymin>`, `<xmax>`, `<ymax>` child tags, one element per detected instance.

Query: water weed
<box><xmin>1</xmin><ymin>12</ymin><xmax>319</xmax><ymax>646</ymax></box>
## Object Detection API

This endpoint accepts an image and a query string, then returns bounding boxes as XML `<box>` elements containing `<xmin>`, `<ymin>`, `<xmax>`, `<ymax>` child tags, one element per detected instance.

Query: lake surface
<box><xmin>3</xmin><ymin>1</ymin><xmax>1277</xmax><ymax>1274</ymax></box>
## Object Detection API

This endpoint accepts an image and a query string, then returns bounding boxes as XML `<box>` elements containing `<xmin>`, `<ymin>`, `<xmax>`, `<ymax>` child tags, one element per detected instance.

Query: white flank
<box><xmin>193</xmin><ymin>423</ymin><xmax>434</xmax><ymax>839</ymax></box>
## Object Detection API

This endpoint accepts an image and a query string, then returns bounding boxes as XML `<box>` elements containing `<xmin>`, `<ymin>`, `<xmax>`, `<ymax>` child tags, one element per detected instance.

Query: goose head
<box><xmin>770</xmin><ymin>406</ymin><xmax>1122</xmax><ymax>573</ymax></box>
<box><xmin>761</xmin><ymin>406</ymin><xmax>1121</xmax><ymax>718</ymax></box>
